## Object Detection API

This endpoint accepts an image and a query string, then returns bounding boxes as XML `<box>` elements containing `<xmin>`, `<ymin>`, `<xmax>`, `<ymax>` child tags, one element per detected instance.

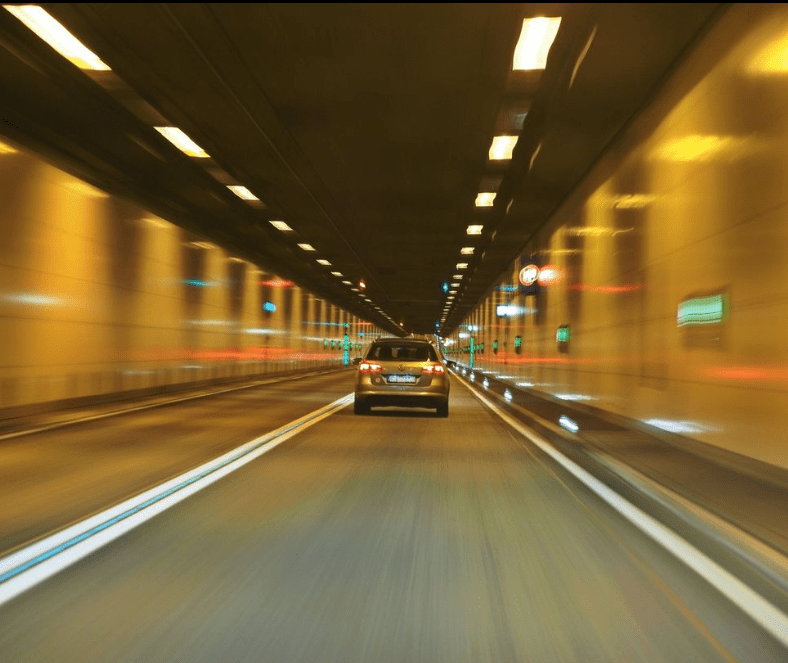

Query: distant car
<box><xmin>354</xmin><ymin>338</ymin><xmax>450</xmax><ymax>416</ymax></box>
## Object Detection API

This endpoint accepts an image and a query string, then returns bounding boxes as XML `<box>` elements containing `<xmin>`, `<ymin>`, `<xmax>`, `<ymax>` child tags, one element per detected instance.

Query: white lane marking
<box><xmin>0</xmin><ymin>393</ymin><xmax>354</xmax><ymax>608</ymax></box>
<box><xmin>462</xmin><ymin>380</ymin><xmax>788</xmax><ymax>649</ymax></box>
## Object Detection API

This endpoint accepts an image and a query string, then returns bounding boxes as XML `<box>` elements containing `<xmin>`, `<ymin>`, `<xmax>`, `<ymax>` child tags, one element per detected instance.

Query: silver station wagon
<box><xmin>353</xmin><ymin>338</ymin><xmax>450</xmax><ymax>416</ymax></box>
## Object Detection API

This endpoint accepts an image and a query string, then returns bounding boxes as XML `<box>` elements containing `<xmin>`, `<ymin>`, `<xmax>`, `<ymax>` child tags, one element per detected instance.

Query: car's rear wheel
<box><xmin>354</xmin><ymin>399</ymin><xmax>369</xmax><ymax>415</ymax></box>
<box><xmin>436</xmin><ymin>402</ymin><xmax>449</xmax><ymax>417</ymax></box>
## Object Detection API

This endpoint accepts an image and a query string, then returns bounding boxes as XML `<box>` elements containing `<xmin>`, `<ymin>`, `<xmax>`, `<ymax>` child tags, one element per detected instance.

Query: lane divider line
<box><xmin>0</xmin><ymin>393</ymin><xmax>353</xmax><ymax>608</ymax></box>
<box><xmin>459</xmin><ymin>377</ymin><xmax>788</xmax><ymax>649</ymax></box>
<box><xmin>460</xmin><ymin>372</ymin><xmax>788</xmax><ymax>580</ymax></box>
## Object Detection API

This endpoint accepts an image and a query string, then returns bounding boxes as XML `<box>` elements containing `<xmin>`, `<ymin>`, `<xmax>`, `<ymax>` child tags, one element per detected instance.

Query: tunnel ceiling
<box><xmin>0</xmin><ymin>3</ymin><xmax>726</xmax><ymax>336</ymax></box>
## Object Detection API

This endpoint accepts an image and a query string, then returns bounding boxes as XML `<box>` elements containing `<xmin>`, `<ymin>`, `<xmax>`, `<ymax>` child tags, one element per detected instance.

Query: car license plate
<box><xmin>388</xmin><ymin>374</ymin><xmax>417</xmax><ymax>384</ymax></box>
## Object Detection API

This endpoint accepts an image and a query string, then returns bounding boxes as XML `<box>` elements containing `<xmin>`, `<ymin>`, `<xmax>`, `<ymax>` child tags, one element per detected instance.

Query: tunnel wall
<box><xmin>0</xmin><ymin>139</ymin><xmax>381</xmax><ymax>414</ymax></box>
<box><xmin>449</xmin><ymin>4</ymin><xmax>788</xmax><ymax>469</ymax></box>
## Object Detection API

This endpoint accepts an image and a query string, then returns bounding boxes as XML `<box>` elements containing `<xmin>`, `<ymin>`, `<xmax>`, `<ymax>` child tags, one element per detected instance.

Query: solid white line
<box><xmin>463</xmin><ymin>380</ymin><xmax>788</xmax><ymax>649</ymax></box>
<box><xmin>0</xmin><ymin>393</ymin><xmax>354</xmax><ymax>608</ymax></box>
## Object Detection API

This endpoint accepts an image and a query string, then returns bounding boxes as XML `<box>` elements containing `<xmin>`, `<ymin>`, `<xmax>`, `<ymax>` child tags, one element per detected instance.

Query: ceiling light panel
<box><xmin>155</xmin><ymin>127</ymin><xmax>210</xmax><ymax>158</ymax></box>
<box><xmin>489</xmin><ymin>135</ymin><xmax>518</xmax><ymax>161</ymax></box>
<box><xmin>475</xmin><ymin>193</ymin><xmax>496</xmax><ymax>208</ymax></box>
<box><xmin>269</xmin><ymin>220</ymin><xmax>293</xmax><ymax>232</ymax></box>
<box><xmin>4</xmin><ymin>5</ymin><xmax>110</xmax><ymax>71</ymax></box>
<box><xmin>316</xmin><ymin>259</ymin><xmax>331</xmax><ymax>266</ymax></box>
<box><xmin>461</xmin><ymin>247</ymin><xmax>475</xmax><ymax>255</ymax></box>
<box><xmin>466</xmin><ymin>225</ymin><xmax>483</xmax><ymax>235</ymax></box>
<box><xmin>227</xmin><ymin>185</ymin><xmax>258</xmax><ymax>200</ymax></box>
<box><xmin>297</xmin><ymin>243</ymin><xmax>316</xmax><ymax>251</ymax></box>
<box><xmin>513</xmin><ymin>17</ymin><xmax>562</xmax><ymax>71</ymax></box>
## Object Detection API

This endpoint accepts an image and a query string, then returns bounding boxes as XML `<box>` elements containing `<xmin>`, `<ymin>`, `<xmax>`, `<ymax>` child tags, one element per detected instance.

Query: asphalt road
<box><xmin>0</xmin><ymin>370</ymin><xmax>785</xmax><ymax>662</ymax></box>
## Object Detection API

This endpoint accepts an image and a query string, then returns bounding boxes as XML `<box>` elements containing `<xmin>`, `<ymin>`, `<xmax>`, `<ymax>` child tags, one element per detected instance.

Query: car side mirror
<box><xmin>351</xmin><ymin>357</ymin><xmax>362</xmax><ymax>365</ymax></box>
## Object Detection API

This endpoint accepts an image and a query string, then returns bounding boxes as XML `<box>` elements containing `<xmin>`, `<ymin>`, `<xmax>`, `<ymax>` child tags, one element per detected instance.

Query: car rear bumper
<box><xmin>355</xmin><ymin>392</ymin><xmax>448</xmax><ymax>409</ymax></box>
<box><xmin>354</xmin><ymin>378</ymin><xmax>449</xmax><ymax>409</ymax></box>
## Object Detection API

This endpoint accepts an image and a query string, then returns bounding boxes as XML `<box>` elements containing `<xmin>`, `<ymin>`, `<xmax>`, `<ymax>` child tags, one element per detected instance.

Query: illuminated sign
<box><xmin>519</xmin><ymin>264</ymin><xmax>539</xmax><ymax>286</ymax></box>
<box><xmin>677</xmin><ymin>294</ymin><xmax>728</xmax><ymax>326</ymax></box>
<box><xmin>537</xmin><ymin>264</ymin><xmax>560</xmax><ymax>286</ymax></box>
<box><xmin>497</xmin><ymin>304</ymin><xmax>521</xmax><ymax>317</ymax></box>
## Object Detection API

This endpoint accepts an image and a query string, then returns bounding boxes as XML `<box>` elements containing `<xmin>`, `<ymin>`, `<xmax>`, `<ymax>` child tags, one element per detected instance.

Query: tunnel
<box><xmin>1</xmin><ymin>4</ymin><xmax>788</xmax><ymax>661</ymax></box>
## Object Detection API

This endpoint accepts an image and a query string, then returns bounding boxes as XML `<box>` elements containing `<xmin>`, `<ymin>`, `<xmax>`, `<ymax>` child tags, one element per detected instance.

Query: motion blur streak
<box><xmin>0</xmin><ymin>393</ymin><xmax>352</xmax><ymax>608</ymax></box>
<box><xmin>445</xmin><ymin>4</ymin><xmax>788</xmax><ymax>470</ymax></box>
<box><xmin>464</xmin><ymin>381</ymin><xmax>788</xmax><ymax>649</ymax></box>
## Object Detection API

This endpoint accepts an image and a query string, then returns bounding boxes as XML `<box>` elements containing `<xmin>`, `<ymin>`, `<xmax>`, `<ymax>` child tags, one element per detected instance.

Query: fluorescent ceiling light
<box><xmin>451</xmin><ymin>283</ymin><xmax>460</xmax><ymax>287</ymax></box>
<box><xmin>342</xmin><ymin>280</ymin><xmax>352</xmax><ymax>285</ymax></box>
<box><xmin>461</xmin><ymin>247</ymin><xmax>475</xmax><ymax>255</ymax></box>
<box><xmin>4</xmin><ymin>5</ymin><xmax>110</xmax><ymax>71</ymax></box>
<box><xmin>155</xmin><ymin>127</ymin><xmax>210</xmax><ymax>158</ymax></box>
<box><xmin>453</xmin><ymin>274</ymin><xmax>463</xmax><ymax>279</ymax></box>
<box><xmin>513</xmin><ymin>17</ymin><xmax>562</xmax><ymax>71</ymax></box>
<box><xmin>456</xmin><ymin>263</ymin><xmax>468</xmax><ymax>270</ymax></box>
<box><xmin>466</xmin><ymin>225</ymin><xmax>484</xmax><ymax>235</ymax></box>
<box><xmin>475</xmin><ymin>193</ymin><xmax>496</xmax><ymax>208</ymax></box>
<box><xmin>489</xmin><ymin>135</ymin><xmax>518</xmax><ymax>161</ymax></box>
<box><xmin>331</xmin><ymin>271</ymin><xmax>343</xmax><ymax>277</ymax></box>
<box><xmin>227</xmin><ymin>185</ymin><xmax>258</xmax><ymax>201</ymax></box>
<box><xmin>316</xmin><ymin>259</ymin><xmax>331</xmax><ymax>266</ymax></box>
<box><xmin>269</xmin><ymin>220</ymin><xmax>293</xmax><ymax>232</ymax></box>
<box><xmin>297</xmin><ymin>243</ymin><xmax>316</xmax><ymax>251</ymax></box>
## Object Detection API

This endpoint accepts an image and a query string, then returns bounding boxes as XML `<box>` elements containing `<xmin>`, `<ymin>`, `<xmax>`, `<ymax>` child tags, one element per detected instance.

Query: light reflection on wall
<box><xmin>0</xmin><ymin>293</ymin><xmax>65</xmax><ymax>306</ymax></box>
<box><xmin>748</xmin><ymin>32</ymin><xmax>788</xmax><ymax>74</ymax></box>
<box><xmin>0</xmin><ymin>140</ymin><xmax>387</xmax><ymax>410</ymax></box>
<box><xmin>651</xmin><ymin>134</ymin><xmax>744</xmax><ymax>162</ymax></box>
<box><xmin>444</xmin><ymin>4</ymin><xmax>788</xmax><ymax>468</ymax></box>
<box><xmin>643</xmin><ymin>419</ymin><xmax>720</xmax><ymax>435</ymax></box>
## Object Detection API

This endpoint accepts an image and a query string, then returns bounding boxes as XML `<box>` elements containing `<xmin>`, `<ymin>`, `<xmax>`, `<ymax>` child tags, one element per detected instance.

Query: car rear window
<box><xmin>369</xmin><ymin>343</ymin><xmax>437</xmax><ymax>361</ymax></box>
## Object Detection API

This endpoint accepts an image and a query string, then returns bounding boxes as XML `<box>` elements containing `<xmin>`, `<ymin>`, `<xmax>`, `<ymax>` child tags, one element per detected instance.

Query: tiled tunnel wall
<box><xmin>0</xmin><ymin>140</ymin><xmax>384</xmax><ymax>413</ymax></box>
<box><xmin>449</xmin><ymin>4</ymin><xmax>788</xmax><ymax>470</ymax></box>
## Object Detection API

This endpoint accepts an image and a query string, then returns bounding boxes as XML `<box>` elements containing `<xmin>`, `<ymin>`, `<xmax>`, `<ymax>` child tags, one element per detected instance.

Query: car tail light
<box><xmin>359</xmin><ymin>362</ymin><xmax>382</xmax><ymax>373</ymax></box>
<box><xmin>422</xmin><ymin>363</ymin><xmax>445</xmax><ymax>374</ymax></box>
